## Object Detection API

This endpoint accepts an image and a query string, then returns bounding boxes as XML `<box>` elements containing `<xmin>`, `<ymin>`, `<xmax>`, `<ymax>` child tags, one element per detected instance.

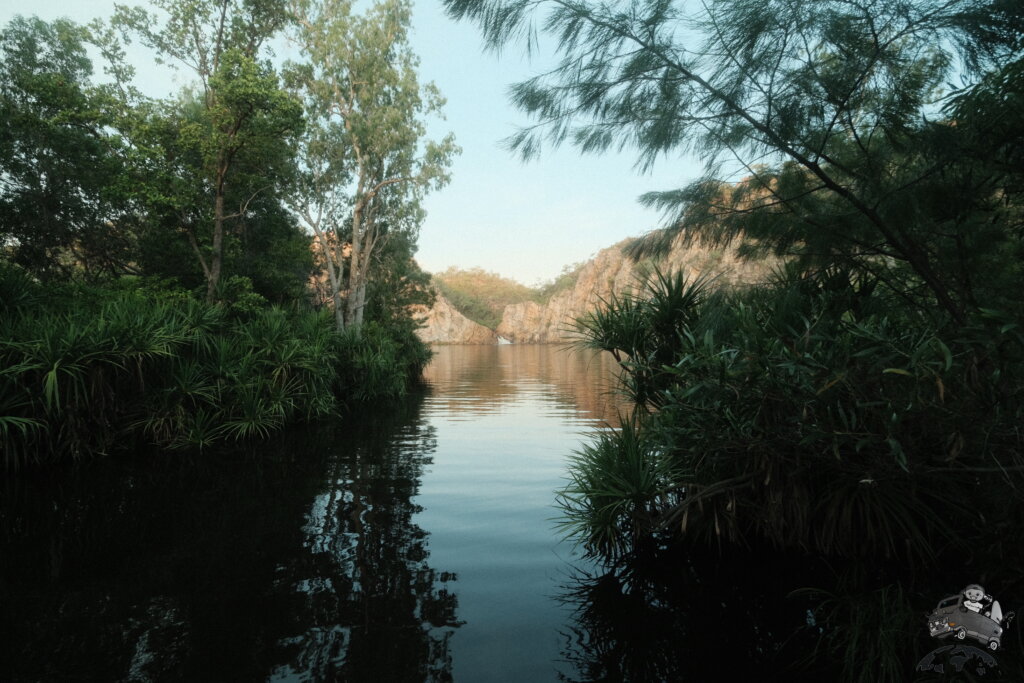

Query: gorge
<box><xmin>417</xmin><ymin>236</ymin><xmax>771</xmax><ymax>344</ymax></box>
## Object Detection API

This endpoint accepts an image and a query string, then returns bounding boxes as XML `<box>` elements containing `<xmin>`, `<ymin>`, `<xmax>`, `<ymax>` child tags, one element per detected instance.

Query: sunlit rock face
<box><xmin>498</xmin><ymin>238</ymin><xmax>771</xmax><ymax>343</ymax></box>
<box><xmin>418</xmin><ymin>237</ymin><xmax>772</xmax><ymax>344</ymax></box>
<box><xmin>496</xmin><ymin>245</ymin><xmax>637</xmax><ymax>344</ymax></box>
<box><xmin>414</xmin><ymin>293</ymin><xmax>498</xmax><ymax>345</ymax></box>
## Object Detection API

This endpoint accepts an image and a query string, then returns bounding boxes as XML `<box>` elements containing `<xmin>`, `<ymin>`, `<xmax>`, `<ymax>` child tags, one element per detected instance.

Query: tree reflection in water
<box><xmin>1</xmin><ymin>391</ymin><xmax>460</xmax><ymax>682</ymax></box>
<box><xmin>271</xmin><ymin>396</ymin><xmax>461</xmax><ymax>681</ymax></box>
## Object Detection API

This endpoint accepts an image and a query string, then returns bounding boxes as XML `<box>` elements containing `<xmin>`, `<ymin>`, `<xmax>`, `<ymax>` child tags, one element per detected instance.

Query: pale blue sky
<box><xmin>1</xmin><ymin>0</ymin><xmax>699</xmax><ymax>285</ymax></box>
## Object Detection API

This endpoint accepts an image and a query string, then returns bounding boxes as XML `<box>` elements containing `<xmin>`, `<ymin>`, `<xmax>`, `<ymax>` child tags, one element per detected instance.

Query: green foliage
<box><xmin>365</xmin><ymin>232</ymin><xmax>437</xmax><ymax>329</ymax></box>
<box><xmin>0</xmin><ymin>16</ymin><xmax>135</xmax><ymax>279</ymax></box>
<box><xmin>451</xmin><ymin>0</ymin><xmax>1024</xmax><ymax>670</ymax></box>
<box><xmin>0</xmin><ymin>5</ymin><xmax>442</xmax><ymax>467</ymax></box>
<box><xmin>287</xmin><ymin>0</ymin><xmax>459</xmax><ymax>329</ymax></box>
<box><xmin>569</xmin><ymin>267</ymin><xmax>1024</xmax><ymax>563</ymax></box>
<box><xmin>574</xmin><ymin>268</ymin><xmax>713</xmax><ymax>406</ymax></box>
<box><xmin>796</xmin><ymin>585</ymin><xmax>919</xmax><ymax>683</ymax></box>
<box><xmin>111</xmin><ymin>0</ymin><xmax>304</xmax><ymax>302</ymax></box>
<box><xmin>563</xmin><ymin>263</ymin><xmax>1024</xmax><ymax>674</ymax></box>
<box><xmin>446</xmin><ymin>0</ymin><xmax>1024</xmax><ymax>326</ymax></box>
<box><xmin>557</xmin><ymin>420</ymin><xmax>681</xmax><ymax>560</ymax></box>
<box><xmin>431</xmin><ymin>262</ymin><xmax>590</xmax><ymax>330</ymax></box>
<box><xmin>0</xmin><ymin>275</ymin><xmax>429</xmax><ymax>470</ymax></box>
<box><xmin>334</xmin><ymin>322</ymin><xmax>430</xmax><ymax>401</ymax></box>
<box><xmin>535</xmin><ymin>260</ymin><xmax>586</xmax><ymax>303</ymax></box>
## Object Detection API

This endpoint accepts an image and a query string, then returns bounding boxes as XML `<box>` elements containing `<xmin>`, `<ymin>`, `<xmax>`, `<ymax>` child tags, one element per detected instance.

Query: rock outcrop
<box><xmin>417</xmin><ymin>236</ymin><xmax>772</xmax><ymax>344</ymax></box>
<box><xmin>414</xmin><ymin>293</ymin><xmax>499</xmax><ymax>345</ymax></box>
<box><xmin>497</xmin><ymin>238</ymin><xmax>771</xmax><ymax>343</ymax></box>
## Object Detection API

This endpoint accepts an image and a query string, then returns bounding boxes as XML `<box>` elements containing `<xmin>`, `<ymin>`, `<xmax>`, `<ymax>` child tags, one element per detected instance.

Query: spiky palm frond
<box><xmin>557</xmin><ymin>420</ymin><xmax>681</xmax><ymax>560</ymax></box>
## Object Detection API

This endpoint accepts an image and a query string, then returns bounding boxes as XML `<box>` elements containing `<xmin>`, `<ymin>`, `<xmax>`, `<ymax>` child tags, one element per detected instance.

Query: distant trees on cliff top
<box><xmin>432</xmin><ymin>263</ymin><xmax>587</xmax><ymax>329</ymax></box>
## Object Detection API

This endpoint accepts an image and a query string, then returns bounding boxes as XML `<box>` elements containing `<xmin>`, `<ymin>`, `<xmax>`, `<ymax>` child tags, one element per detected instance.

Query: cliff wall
<box><xmin>497</xmin><ymin>238</ymin><xmax>770</xmax><ymax>343</ymax></box>
<box><xmin>418</xmin><ymin>236</ymin><xmax>772</xmax><ymax>344</ymax></box>
<box><xmin>414</xmin><ymin>293</ymin><xmax>499</xmax><ymax>345</ymax></box>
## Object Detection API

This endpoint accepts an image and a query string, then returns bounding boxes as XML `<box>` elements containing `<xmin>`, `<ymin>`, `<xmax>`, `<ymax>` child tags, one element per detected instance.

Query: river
<box><xmin>1</xmin><ymin>344</ymin><xmax>631</xmax><ymax>681</ymax></box>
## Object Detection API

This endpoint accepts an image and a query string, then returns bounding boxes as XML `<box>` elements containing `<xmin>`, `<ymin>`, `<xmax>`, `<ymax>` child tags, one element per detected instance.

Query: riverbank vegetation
<box><xmin>447</xmin><ymin>0</ymin><xmax>1024</xmax><ymax>677</ymax></box>
<box><xmin>1</xmin><ymin>0</ymin><xmax>451</xmax><ymax>468</ymax></box>
<box><xmin>1</xmin><ymin>267</ymin><xmax>431</xmax><ymax>470</ymax></box>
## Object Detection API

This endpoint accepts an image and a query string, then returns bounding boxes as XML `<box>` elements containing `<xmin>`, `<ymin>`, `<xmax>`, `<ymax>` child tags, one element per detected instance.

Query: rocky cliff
<box><xmin>414</xmin><ymin>293</ymin><xmax>498</xmax><ymax>345</ymax></box>
<box><xmin>418</xmin><ymin>236</ymin><xmax>771</xmax><ymax>344</ymax></box>
<box><xmin>497</xmin><ymin>238</ymin><xmax>770</xmax><ymax>343</ymax></box>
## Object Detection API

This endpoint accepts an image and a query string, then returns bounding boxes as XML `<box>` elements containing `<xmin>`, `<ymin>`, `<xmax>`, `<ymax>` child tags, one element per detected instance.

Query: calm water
<box><xmin>1</xmin><ymin>344</ymin><xmax>630</xmax><ymax>682</ymax></box>
<box><xmin>6</xmin><ymin>344</ymin><xmax>996</xmax><ymax>681</ymax></box>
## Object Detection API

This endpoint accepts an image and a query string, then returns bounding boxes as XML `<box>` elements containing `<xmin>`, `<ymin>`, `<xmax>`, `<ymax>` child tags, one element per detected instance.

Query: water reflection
<box><xmin>414</xmin><ymin>345</ymin><xmax>630</xmax><ymax>681</ymax></box>
<box><xmin>269</xmin><ymin>400</ymin><xmax>460</xmax><ymax>681</ymax></box>
<box><xmin>3</xmin><ymin>345</ymin><xmax>635</xmax><ymax>682</ymax></box>
<box><xmin>7</xmin><ymin>344</ymin><xmax>1023</xmax><ymax>681</ymax></box>
<box><xmin>423</xmin><ymin>344</ymin><xmax>628</xmax><ymax>425</ymax></box>
<box><xmin>556</xmin><ymin>547</ymin><xmax>833</xmax><ymax>682</ymax></box>
<box><xmin>1</xmin><ymin>394</ymin><xmax>458</xmax><ymax>682</ymax></box>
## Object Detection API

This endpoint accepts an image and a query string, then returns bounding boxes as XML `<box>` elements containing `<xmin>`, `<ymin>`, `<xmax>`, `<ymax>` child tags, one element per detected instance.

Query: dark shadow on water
<box><xmin>555</xmin><ymin>545</ymin><xmax>833</xmax><ymax>683</ymax></box>
<box><xmin>7</xmin><ymin>344</ymin><xmax>1024</xmax><ymax>681</ymax></box>
<box><xmin>555</xmin><ymin>541</ymin><xmax>1024</xmax><ymax>682</ymax></box>
<box><xmin>0</xmin><ymin>389</ymin><xmax>459</xmax><ymax>682</ymax></box>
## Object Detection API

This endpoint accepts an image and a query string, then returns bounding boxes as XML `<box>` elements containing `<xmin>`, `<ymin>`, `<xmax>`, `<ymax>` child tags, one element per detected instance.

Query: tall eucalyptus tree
<box><xmin>288</xmin><ymin>0</ymin><xmax>458</xmax><ymax>331</ymax></box>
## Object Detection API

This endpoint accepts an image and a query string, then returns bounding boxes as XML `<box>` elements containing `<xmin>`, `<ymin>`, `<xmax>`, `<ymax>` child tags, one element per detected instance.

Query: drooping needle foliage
<box><xmin>445</xmin><ymin>0</ymin><xmax>1023</xmax><ymax>324</ymax></box>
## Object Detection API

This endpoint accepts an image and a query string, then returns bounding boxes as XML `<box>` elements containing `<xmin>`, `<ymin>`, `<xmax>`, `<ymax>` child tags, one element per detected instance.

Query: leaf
<box><xmin>934</xmin><ymin>339</ymin><xmax>952</xmax><ymax>371</ymax></box>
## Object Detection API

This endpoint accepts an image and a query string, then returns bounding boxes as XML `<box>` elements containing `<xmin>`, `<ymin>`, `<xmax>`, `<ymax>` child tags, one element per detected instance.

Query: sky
<box><xmin>0</xmin><ymin>0</ymin><xmax>702</xmax><ymax>286</ymax></box>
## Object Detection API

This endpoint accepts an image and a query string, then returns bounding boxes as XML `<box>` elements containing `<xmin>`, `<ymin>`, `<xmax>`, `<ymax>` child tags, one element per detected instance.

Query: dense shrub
<box><xmin>565</xmin><ymin>266</ymin><xmax>1024</xmax><ymax>680</ymax></box>
<box><xmin>0</xmin><ymin>266</ymin><xmax>430</xmax><ymax>469</ymax></box>
<box><xmin>566</xmin><ymin>267</ymin><xmax>1024</xmax><ymax>565</ymax></box>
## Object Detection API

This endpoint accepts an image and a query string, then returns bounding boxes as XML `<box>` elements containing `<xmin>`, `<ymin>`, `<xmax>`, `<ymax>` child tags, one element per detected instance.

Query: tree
<box><xmin>114</xmin><ymin>0</ymin><xmax>303</xmax><ymax>302</ymax></box>
<box><xmin>128</xmin><ymin>89</ymin><xmax>313</xmax><ymax>303</ymax></box>
<box><xmin>0</xmin><ymin>16</ymin><xmax>134</xmax><ymax>279</ymax></box>
<box><xmin>444</xmin><ymin>0</ymin><xmax>1024</xmax><ymax>325</ymax></box>
<box><xmin>288</xmin><ymin>0</ymin><xmax>459</xmax><ymax>330</ymax></box>
<box><xmin>363</xmin><ymin>230</ymin><xmax>436</xmax><ymax>330</ymax></box>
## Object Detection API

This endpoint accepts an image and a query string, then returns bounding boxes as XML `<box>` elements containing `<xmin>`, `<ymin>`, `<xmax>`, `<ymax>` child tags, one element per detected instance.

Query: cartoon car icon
<box><xmin>927</xmin><ymin>593</ymin><xmax>1007</xmax><ymax>651</ymax></box>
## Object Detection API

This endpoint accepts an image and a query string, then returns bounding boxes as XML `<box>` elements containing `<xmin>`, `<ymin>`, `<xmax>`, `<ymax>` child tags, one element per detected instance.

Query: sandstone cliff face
<box><xmin>414</xmin><ymin>293</ymin><xmax>498</xmax><ymax>345</ymax></box>
<box><xmin>496</xmin><ymin>244</ymin><xmax>637</xmax><ymax>343</ymax></box>
<box><xmin>497</xmin><ymin>238</ymin><xmax>771</xmax><ymax>343</ymax></box>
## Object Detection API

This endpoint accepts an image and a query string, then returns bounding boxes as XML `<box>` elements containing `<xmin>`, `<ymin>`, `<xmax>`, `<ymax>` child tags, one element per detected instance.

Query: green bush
<box><xmin>567</xmin><ymin>266</ymin><xmax>1024</xmax><ymax>564</ymax></box>
<box><xmin>0</xmin><ymin>270</ymin><xmax>430</xmax><ymax>469</ymax></box>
